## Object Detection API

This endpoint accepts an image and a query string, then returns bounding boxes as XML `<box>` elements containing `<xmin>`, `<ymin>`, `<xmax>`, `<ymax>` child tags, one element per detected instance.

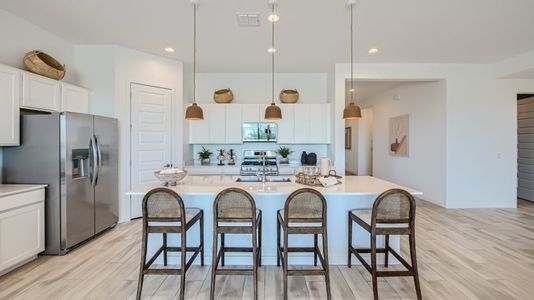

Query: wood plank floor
<box><xmin>1</xmin><ymin>199</ymin><xmax>534</xmax><ymax>299</ymax></box>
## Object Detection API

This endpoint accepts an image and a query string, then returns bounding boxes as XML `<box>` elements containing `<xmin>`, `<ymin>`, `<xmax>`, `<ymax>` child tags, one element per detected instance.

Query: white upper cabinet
<box><xmin>208</xmin><ymin>104</ymin><xmax>226</xmax><ymax>144</ymax></box>
<box><xmin>225</xmin><ymin>104</ymin><xmax>243</xmax><ymax>144</ymax></box>
<box><xmin>242</xmin><ymin>104</ymin><xmax>260</xmax><ymax>123</ymax></box>
<box><xmin>61</xmin><ymin>83</ymin><xmax>89</xmax><ymax>113</ymax></box>
<box><xmin>294</xmin><ymin>104</ymin><xmax>331</xmax><ymax>144</ymax></box>
<box><xmin>276</xmin><ymin>104</ymin><xmax>295</xmax><ymax>144</ymax></box>
<box><xmin>0</xmin><ymin>64</ymin><xmax>21</xmax><ymax>146</ymax></box>
<box><xmin>21</xmin><ymin>72</ymin><xmax>61</xmax><ymax>112</ymax></box>
<box><xmin>189</xmin><ymin>103</ymin><xmax>331</xmax><ymax>145</ymax></box>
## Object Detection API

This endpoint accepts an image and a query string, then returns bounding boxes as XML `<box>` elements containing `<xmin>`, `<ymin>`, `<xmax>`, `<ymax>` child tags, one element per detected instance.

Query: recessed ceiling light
<box><xmin>267</xmin><ymin>48</ymin><xmax>277</xmax><ymax>53</ymax></box>
<box><xmin>164</xmin><ymin>47</ymin><xmax>175</xmax><ymax>53</ymax></box>
<box><xmin>349</xmin><ymin>88</ymin><xmax>355</xmax><ymax>92</ymax></box>
<box><xmin>368</xmin><ymin>48</ymin><xmax>379</xmax><ymax>54</ymax></box>
<box><xmin>268</xmin><ymin>14</ymin><xmax>279</xmax><ymax>22</ymax></box>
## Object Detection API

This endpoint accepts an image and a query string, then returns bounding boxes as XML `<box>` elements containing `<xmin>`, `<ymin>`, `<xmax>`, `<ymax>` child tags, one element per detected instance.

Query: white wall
<box><xmin>334</xmin><ymin>63</ymin><xmax>529</xmax><ymax>208</ymax></box>
<box><xmin>75</xmin><ymin>45</ymin><xmax>184</xmax><ymax>222</ymax></box>
<box><xmin>357</xmin><ymin>107</ymin><xmax>373</xmax><ymax>176</ymax></box>
<box><xmin>344</xmin><ymin>119</ymin><xmax>359</xmax><ymax>174</ymax></box>
<box><xmin>196</xmin><ymin>73</ymin><xmax>328</xmax><ymax>104</ymax></box>
<box><xmin>0</xmin><ymin>9</ymin><xmax>77</xmax><ymax>84</ymax></box>
<box><xmin>362</xmin><ymin>81</ymin><xmax>447</xmax><ymax>206</ymax></box>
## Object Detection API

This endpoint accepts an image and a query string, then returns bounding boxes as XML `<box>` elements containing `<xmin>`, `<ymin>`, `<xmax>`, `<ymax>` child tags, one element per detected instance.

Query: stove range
<box><xmin>240</xmin><ymin>150</ymin><xmax>279</xmax><ymax>176</ymax></box>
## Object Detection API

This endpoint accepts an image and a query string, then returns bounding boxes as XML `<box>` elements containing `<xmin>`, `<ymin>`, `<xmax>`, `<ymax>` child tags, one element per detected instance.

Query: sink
<box><xmin>236</xmin><ymin>177</ymin><xmax>291</xmax><ymax>183</ymax></box>
<box><xmin>236</xmin><ymin>177</ymin><xmax>262</xmax><ymax>182</ymax></box>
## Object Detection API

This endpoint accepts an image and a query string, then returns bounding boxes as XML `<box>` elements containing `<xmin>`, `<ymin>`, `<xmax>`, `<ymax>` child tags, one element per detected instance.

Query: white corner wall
<box><xmin>362</xmin><ymin>81</ymin><xmax>447</xmax><ymax>206</ymax></box>
<box><xmin>334</xmin><ymin>63</ymin><xmax>523</xmax><ymax>208</ymax></box>
<box><xmin>0</xmin><ymin>9</ymin><xmax>78</xmax><ymax>84</ymax></box>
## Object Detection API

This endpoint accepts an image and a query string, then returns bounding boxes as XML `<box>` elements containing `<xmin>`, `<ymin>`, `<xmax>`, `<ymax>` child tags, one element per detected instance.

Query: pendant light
<box><xmin>264</xmin><ymin>0</ymin><xmax>282</xmax><ymax>120</ymax></box>
<box><xmin>185</xmin><ymin>0</ymin><xmax>204</xmax><ymax>120</ymax></box>
<box><xmin>343</xmin><ymin>0</ymin><xmax>362</xmax><ymax>120</ymax></box>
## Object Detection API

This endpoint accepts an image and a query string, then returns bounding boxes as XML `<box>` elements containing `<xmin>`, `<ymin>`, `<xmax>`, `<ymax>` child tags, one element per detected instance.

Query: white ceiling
<box><xmin>2</xmin><ymin>0</ymin><xmax>534</xmax><ymax>72</ymax></box>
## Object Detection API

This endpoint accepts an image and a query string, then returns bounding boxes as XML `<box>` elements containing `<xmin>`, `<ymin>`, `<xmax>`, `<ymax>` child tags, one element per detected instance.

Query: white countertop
<box><xmin>127</xmin><ymin>175</ymin><xmax>422</xmax><ymax>197</ymax></box>
<box><xmin>0</xmin><ymin>184</ymin><xmax>47</xmax><ymax>198</ymax></box>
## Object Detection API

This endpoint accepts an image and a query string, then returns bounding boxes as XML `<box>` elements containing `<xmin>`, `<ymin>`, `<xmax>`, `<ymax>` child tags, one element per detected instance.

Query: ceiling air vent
<box><xmin>236</xmin><ymin>12</ymin><xmax>260</xmax><ymax>27</ymax></box>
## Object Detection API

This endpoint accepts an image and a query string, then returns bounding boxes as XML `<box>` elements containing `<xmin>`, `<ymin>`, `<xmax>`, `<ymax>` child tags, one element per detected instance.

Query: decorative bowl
<box><xmin>154</xmin><ymin>169</ymin><xmax>187</xmax><ymax>186</ymax></box>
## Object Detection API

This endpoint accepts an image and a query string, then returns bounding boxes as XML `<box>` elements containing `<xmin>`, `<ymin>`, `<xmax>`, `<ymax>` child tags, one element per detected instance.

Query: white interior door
<box><xmin>130</xmin><ymin>83</ymin><xmax>172</xmax><ymax>218</ymax></box>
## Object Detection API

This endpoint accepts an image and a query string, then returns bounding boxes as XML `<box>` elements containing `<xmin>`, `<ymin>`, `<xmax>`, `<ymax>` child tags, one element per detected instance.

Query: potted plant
<box><xmin>198</xmin><ymin>147</ymin><xmax>213</xmax><ymax>165</ymax></box>
<box><xmin>276</xmin><ymin>146</ymin><xmax>293</xmax><ymax>164</ymax></box>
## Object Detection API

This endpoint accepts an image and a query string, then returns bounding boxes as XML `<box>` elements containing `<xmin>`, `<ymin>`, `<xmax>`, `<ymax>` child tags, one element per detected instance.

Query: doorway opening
<box><xmin>517</xmin><ymin>93</ymin><xmax>534</xmax><ymax>203</ymax></box>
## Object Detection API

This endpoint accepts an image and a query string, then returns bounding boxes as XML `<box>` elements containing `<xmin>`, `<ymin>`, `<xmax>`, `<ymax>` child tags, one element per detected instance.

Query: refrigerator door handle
<box><xmin>94</xmin><ymin>135</ymin><xmax>102</xmax><ymax>186</ymax></box>
<box><xmin>90</xmin><ymin>135</ymin><xmax>99</xmax><ymax>187</ymax></box>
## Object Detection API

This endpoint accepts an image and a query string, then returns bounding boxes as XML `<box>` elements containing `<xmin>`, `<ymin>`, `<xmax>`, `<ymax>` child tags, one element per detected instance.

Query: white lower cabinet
<box><xmin>0</xmin><ymin>187</ymin><xmax>45</xmax><ymax>275</ymax></box>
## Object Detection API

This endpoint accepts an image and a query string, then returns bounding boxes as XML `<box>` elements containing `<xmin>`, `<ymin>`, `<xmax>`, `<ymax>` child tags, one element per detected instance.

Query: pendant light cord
<box><xmin>271</xmin><ymin>4</ymin><xmax>275</xmax><ymax>104</ymax></box>
<box><xmin>350</xmin><ymin>4</ymin><xmax>354</xmax><ymax>104</ymax></box>
<box><xmin>193</xmin><ymin>3</ymin><xmax>197</xmax><ymax>104</ymax></box>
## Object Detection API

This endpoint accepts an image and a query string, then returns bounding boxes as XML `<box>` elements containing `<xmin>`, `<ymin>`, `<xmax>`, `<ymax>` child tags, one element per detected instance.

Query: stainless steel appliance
<box><xmin>242</xmin><ymin>123</ymin><xmax>277</xmax><ymax>142</ymax></box>
<box><xmin>2</xmin><ymin>112</ymin><xmax>119</xmax><ymax>255</ymax></box>
<box><xmin>240</xmin><ymin>150</ymin><xmax>279</xmax><ymax>176</ymax></box>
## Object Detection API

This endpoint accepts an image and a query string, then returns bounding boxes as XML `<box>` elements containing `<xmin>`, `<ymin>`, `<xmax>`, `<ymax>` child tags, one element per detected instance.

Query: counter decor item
<box><xmin>198</xmin><ymin>146</ymin><xmax>213</xmax><ymax>165</ymax></box>
<box><xmin>301</xmin><ymin>151</ymin><xmax>308</xmax><ymax>165</ymax></box>
<box><xmin>279</xmin><ymin>89</ymin><xmax>299</xmax><ymax>103</ymax></box>
<box><xmin>227</xmin><ymin>149</ymin><xmax>237</xmax><ymax>165</ymax></box>
<box><xmin>154</xmin><ymin>165</ymin><xmax>187</xmax><ymax>186</ymax></box>
<box><xmin>276</xmin><ymin>146</ymin><xmax>293</xmax><ymax>164</ymax></box>
<box><xmin>217</xmin><ymin>149</ymin><xmax>226</xmax><ymax>166</ymax></box>
<box><xmin>213</xmin><ymin>88</ymin><xmax>234</xmax><ymax>103</ymax></box>
<box><xmin>295</xmin><ymin>171</ymin><xmax>341</xmax><ymax>187</ymax></box>
<box><xmin>306</xmin><ymin>152</ymin><xmax>317</xmax><ymax>165</ymax></box>
<box><xmin>320</xmin><ymin>157</ymin><xmax>332</xmax><ymax>176</ymax></box>
<box><xmin>23</xmin><ymin>50</ymin><xmax>66</xmax><ymax>80</ymax></box>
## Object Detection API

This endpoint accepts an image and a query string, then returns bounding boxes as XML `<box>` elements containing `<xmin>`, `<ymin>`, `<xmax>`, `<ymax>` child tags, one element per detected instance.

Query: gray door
<box><xmin>94</xmin><ymin>116</ymin><xmax>119</xmax><ymax>233</ymax></box>
<box><xmin>63</xmin><ymin>112</ymin><xmax>95</xmax><ymax>248</ymax></box>
<box><xmin>518</xmin><ymin>96</ymin><xmax>534</xmax><ymax>202</ymax></box>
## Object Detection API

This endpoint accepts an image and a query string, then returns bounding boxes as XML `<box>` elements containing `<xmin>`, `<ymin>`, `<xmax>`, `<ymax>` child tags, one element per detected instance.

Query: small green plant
<box><xmin>276</xmin><ymin>146</ymin><xmax>293</xmax><ymax>158</ymax></box>
<box><xmin>198</xmin><ymin>147</ymin><xmax>213</xmax><ymax>160</ymax></box>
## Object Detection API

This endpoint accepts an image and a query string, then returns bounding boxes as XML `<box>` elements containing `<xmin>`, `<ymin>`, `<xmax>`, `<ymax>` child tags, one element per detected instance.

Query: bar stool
<box><xmin>210</xmin><ymin>188</ymin><xmax>262</xmax><ymax>300</ymax></box>
<box><xmin>277</xmin><ymin>188</ymin><xmax>331</xmax><ymax>300</ymax></box>
<box><xmin>348</xmin><ymin>188</ymin><xmax>422</xmax><ymax>300</ymax></box>
<box><xmin>136</xmin><ymin>188</ymin><xmax>204</xmax><ymax>300</ymax></box>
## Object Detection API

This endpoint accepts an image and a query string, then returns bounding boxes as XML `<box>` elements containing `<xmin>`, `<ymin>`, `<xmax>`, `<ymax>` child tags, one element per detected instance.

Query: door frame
<box><xmin>126</xmin><ymin>82</ymin><xmax>176</xmax><ymax>220</ymax></box>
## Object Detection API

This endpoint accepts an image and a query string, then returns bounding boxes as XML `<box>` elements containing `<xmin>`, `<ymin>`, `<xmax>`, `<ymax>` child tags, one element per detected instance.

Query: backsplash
<box><xmin>189</xmin><ymin>144</ymin><xmax>328</xmax><ymax>165</ymax></box>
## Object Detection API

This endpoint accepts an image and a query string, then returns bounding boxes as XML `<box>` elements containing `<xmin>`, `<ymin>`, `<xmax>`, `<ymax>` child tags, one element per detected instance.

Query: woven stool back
<box><xmin>284</xmin><ymin>188</ymin><xmax>326</xmax><ymax>222</ymax></box>
<box><xmin>214</xmin><ymin>188</ymin><xmax>256</xmax><ymax>221</ymax></box>
<box><xmin>372</xmin><ymin>189</ymin><xmax>415</xmax><ymax>225</ymax></box>
<box><xmin>143</xmin><ymin>188</ymin><xmax>186</xmax><ymax>221</ymax></box>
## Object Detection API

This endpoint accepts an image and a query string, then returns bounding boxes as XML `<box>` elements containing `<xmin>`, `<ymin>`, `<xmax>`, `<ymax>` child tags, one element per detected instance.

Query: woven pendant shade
<box><xmin>185</xmin><ymin>102</ymin><xmax>204</xmax><ymax>120</ymax></box>
<box><xmin>265</xmin><ymin>102</ymin><xmax>282</xmax><ymax>120</ymax></box>
<box><xmin>343</xmin><ymin>102</ymin><xmax>361</xmax><ymax>120</ymax></box>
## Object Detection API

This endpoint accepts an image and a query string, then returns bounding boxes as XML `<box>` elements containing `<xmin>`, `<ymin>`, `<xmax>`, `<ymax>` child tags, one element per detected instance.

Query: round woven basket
<box><xmin>23</xmin><ymin>50</ymin><xmax>65</xmax><ymax>80</ymax></box>
<box><xmin>213</xmin><ymin>88</ymin><xmax>234</xmax><ymax>103</ymax></box>
<box><xmin>280</xmin><ymin>89</ymin><xmax>299</xmax><ymax>103</ymax></box>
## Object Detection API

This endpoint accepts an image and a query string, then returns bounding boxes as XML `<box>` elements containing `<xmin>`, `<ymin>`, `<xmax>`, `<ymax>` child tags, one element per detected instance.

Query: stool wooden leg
<box><xmin>277</xmin><ymin>216</ymin><xmax>281</xmax><ymax>267</ymax></box>
<box><xmin>322</xmin><ymin>229</ymin><xmax>332</xmax><ymax>300</ymax></box>
<box><xmin>221</xmin><ymin>233</ymin><xmax>225</xmax><ymax>267</ymax></box>
<box><xmin>314</xmin><ymin>233</ymin><xmax>318</xmax><ymax>267</ymax></box>
<box><xmin>258</xmin><ymin>213</ymin><xmax>262</xmax><ymax>267</ymax></box>
<box><xmin>163</xmin><ymin>233</ymin><xmax>168</xmax><ymax>266</ymax></box>
<box><xmin>283</xmin><ymin>228</ymin><xmax>289</xmax><ymax>300</ymax></box>
<box><xmin>210</xmin><ymin>229</ymin><xmax>218</xmax><ymax>300</ymax></box>
<box><xmin>200</xmin><ymin>210</ymin><xmax>205</xmax><ymax>266</ymax></box>
<box><xmin>371</xmin><ymin>233</ymin><xmax>378</xmax><ymax>300</ymax></box>
<box><xmin>410</xmin><ymin>233</ymin><xmax>423</xmax><ymax>300</ymax></box>
<box><xmin>347</xmin><ymin>212</ymin><xmax>352</xmax><ymax>268</ymax></box>
<box><xmin>384</xmin><ymin>234</ymin><xmax>390</xmax><ymax>267</ymax></box>
<box><xmin>136</xmin><ymin>229</ymin><xmax>148</xmax><ymax>300</ymax></box>
<box><xmin>252</xmin><ymin>223</ymin><xmax>258</xmax><ymax>300</ymax></box>
<box><xmin>179</xmin><ymin>232</ymin><xmax>187</xmax><ymax>300</ymax></box>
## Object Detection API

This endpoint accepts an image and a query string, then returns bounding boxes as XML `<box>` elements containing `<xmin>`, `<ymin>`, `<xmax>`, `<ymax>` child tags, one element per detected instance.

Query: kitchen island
<box><xmin>127</xmin><ymin>176</ymin><xmax>421</xmax><ymax>266</ymax></box>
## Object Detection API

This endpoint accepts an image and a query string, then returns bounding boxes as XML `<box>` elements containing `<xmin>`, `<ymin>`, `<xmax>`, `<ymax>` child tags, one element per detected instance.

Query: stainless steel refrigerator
<box><xmin>3</xmin><ymin>112</ymin><xmax>118</xmax><ymax>255</ymax></box>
